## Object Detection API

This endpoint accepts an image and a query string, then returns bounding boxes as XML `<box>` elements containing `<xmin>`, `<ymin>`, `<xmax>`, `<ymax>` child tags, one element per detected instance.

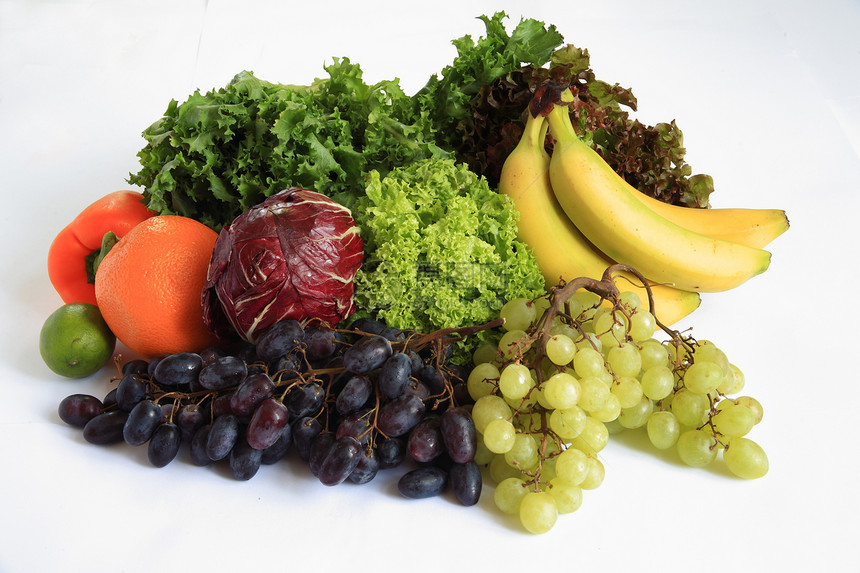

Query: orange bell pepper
<box><xmin>48</xmin><ymin>191</ymin><xmax>155</xmax><ymax>305</ymax></box>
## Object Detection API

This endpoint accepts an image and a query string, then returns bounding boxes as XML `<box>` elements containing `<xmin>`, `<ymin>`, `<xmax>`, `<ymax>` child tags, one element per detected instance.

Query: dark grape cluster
<box><xmin>58</xmin><ymin>318</ymin><xmax>485</xmax><ymax>505</ymax></box>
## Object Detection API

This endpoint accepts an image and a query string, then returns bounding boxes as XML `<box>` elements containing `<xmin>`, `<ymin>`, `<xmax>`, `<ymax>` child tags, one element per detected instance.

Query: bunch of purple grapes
<box><xmin>57</xmin><ymin>318</ymin><xmax>482</xmax><ymax>506</ymax></box>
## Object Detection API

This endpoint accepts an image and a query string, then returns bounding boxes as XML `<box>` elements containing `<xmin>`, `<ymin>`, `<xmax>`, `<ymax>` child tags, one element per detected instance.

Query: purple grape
<box><xmin>303</xmin><ymin>326</ymin><xmax>342</xmax><ymax>361</ymax></box>
<box><xmin>229</xmin><ymin>436</ymin><xmax>263</xmax><ymax>480</ymax></box>
<box><xmin>230</xmin><ymin>372</ymin><xmax>275</xmax><ymax>417</ymax></box>
<box><xmin>309</xmin><ymin>432</ymin><xmax>337</xmax><ymax>477</ymax></box>
<box><xmin>261</xmin><ymin>424</ymin><xmax>292</xmax><ymax>465</ymax></box>
<box><xmin>206</xmin><ymin>414</ymin><xmax>240</xmax><ymax>461</ymax></box>
<box><xmin>246</xmin><ymin>398</ymin><xmax>290</xmax><ymax>450</ymax></box>
<box><xmin>407</xmin><ymin>416</ymin><xmax>444</xmax><ymax>463</ymax></box>
<box><xmin>148</xmin><ymin>423</ymin><xmax>182</xmax><ymax>468</ymax></box>
<box><xmin>176</xmin><ymin>403</ymin><xmax>207</xmax><ymax>441</ymax></box>
<box><xmin>348</xmin><ymin>448</ymin><xmax>379</xmax><ymax>484</ymax></box>
<box><xmin>82</xmin><ymin>411</ymin><xmax>129</xmax><ymax>445</ymax></box>
<box><xmin>335</xmin><ymin>375</ymin><xmax>372</xmax><ymax>415</ymax></box>
<box><xmin>376</xmin><ymin>393</ymin><xmax>425</xmax><ymax>437</ymax></box>
<box><xmin>198</xmin><ymin>355</ymin><xmax>247</xmax><ymax>391</ymax></box>
<box><xmin>440</xmin><ymin>406</ymin><xmax>477</xmax><ymax>464</ymax></box>
<box><xmin>449</xmin><ymin>461</ymin><xmax>482</xmax><ymax>506</ymax></box>
<box><xmin>342</xmin><ymin>335</ymin><xmax>392</xmax><ymax>374</ymax></box>
<box><xmin>121</xmin><ymin>359</ymin><xmax>149</xmax><ymax>377</ymax></box>
<box><xmin>58</xmin><ymin>394</ymin><xmax>103</xmax><ymax>428</ymax></box>
<box><xmin>286</xmin><ymin>382</ymin><xmax>325</xmax><ymax>418</ymax></box>
<box><xmin>255</xmin><ymin>319</ymin><xmax>304</xmax><ymax>362</ymax></box>
<box><xmin>317</xmin><ymin>436</ymin><xmax>362</xmax><ymax>486</ymax></box>
<box><xmin>336</xmin><ymin>408</ymin><xmax>374</xmax><ymax>446</ymax></box>
<box><xmin>292</xmin><ymin>417</ymin><xmax>323</xmax><ymax>461</ymax></box>
<box><xmin>190</xmin><ymin>424</ymin><xmax>213</xmax><ymax>466</ymax></box>
<box><xmin>115</xmin><ymin>373</ymin><xmax>147</xmax><ymax>412</ymax></box>
<box><xmin>153</xmin><ymin>352</ymin><xmax>203</xmax><ymax>386</ymax></box>
<box><xmin>379</xmin><ymin>352</ymin><xmax>412</xmax><ymax>400</ymax></box>
<box><xmin>123</xmin><ymin>400</ymin><xmax>162</xmax><ymax>446</ymax></box>
<box><xmin>398</xmin><ymin>467</ymin><xmax>448</xmax><ymax>499</ymax></box>
<box><xmin>376</xmin><ymin>437</ymin><xmax>406</xmax><ymax>469</ymax></box>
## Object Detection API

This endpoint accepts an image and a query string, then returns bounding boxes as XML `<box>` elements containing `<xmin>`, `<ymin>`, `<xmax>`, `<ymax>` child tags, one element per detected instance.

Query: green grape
<box><xmin>611</xmin><ymin>376</ymin><xmax>644</xmax><ymax>409</ymax></box>
<box><xmin>504</xmin><ymin>432</ymin><xmax>540</xmax><ymax>471</ymax></box>
<box><xmin>574</xmin><ymin>290</ymin><xmax>602</xmax><ymax>320</ymax></box>
<box><xmin>724</xmin><ymin>437</ymin><xmax>769</xmax><ymax>479</ymax></box>
<box><xmin>618</xmin><ymin>290</ymin><xmax>642</xmax><ymax>310</ymax></box>
<box><xmin>548</xmin><ymin>478</ymin><xmax>584</xmax><ymax>514</ymax></box>
<box><xmin>472</xmin><ymin>343</ymin><xmax>498</xmax><ymax>366</ymax></box>
<box><xmin>590</xmin><ymin>392</ymin><xmax>621</xmax><ymax>423</ymax></box>
<box><xmin>676</xmin><ymin>429</ymin><xmax>718</xmax><ymax>467</ymax></box>
<box><xmin>494</xmin><ymin>477</ymin><xmax>528</xmax><ymax>515</ymax></box>
<box><xmin>575</xmin><ymin>332</ymin><xmax>602</xmax><ymax>353</ymax></box>
<box><xmin>498</xmin><ymin>329</ymin><xmax>532</xmax><ymax>360</ymax></box>
<box><xmin>570</xmin><ymin>416</ymin><xmax>609</xmax><ymax>455</ymax></box>
<box><xmin>519</xmin><ymin>491</ymin><xmax>558</xmax><ymax>534</ymax></box>
<box><xmin>629</xmin><ymin>309</ymin><xmax>657</xmax><ymax>341</ymax></box>
<box><xmin>489</xmin><ymin>454</ymin><xmax>523</xmax><ymax>483</ymax></box>
<box><xmin>483</xmin><ymin>419</ymin><xmax>516</xmax><ymax>453</ymax></box>
<box><xmin>684</xmin><ymin>361</ymin><xmax>725</xmax><ymax>394</ymax></box>
<box><xmin>639</xmin><ymin>339</ymin><xmax>669</xmax><ymax>371</ymax></box>
<box><xmin>607</xmin><ymin>343</ymin><xmax>642</xmax><ymax>378</ymax></box>
<box><xmin>711</xmin><ymin>403</ymin><xmax>755</xmax><ymax>437</ymax></box>
<box><xmin>498</xmin><ymin>363</ymin><xmax>534</xmax><ymax>400</ymax></box>
<box><xmin>554</xmin><ymin>447</ymin><xmax>590</xmax><ymax>485</ymax></box>
<box><xmin>500</xmin><ymin>298</ymin><xmax>537</xmax><ymax>332</ymax></box>
<box><xmin>473</xmin><ymin>438</ymin><xmax>494</xmax><ymax>465</ymax></box>
<box><xmin>572</xmin><ymin>347</ymin><xmax>602</xmax><ymax>378</ymax></box>
<box><xmin>646</xmin><ymin>411</ymin><xmax>681</xmax><ymax>449</ymax></box>
<box><xmin>693</xmin><ymin>341</ymin><xmax>730</xmax><ymax>374</ymax></box>
<box><xmin>467</xmin><ymin>362</ymin><xmax>499</xmax><ymax>400</ymax></box>
<box><xmin>549</xmin><ymin>407</ymin><xmax>587</xmax><ymax>440</ymax></box>
<box><xmin>580</xmin><ymin>456</ymin><xmax>605</xmax><ymax>490</ymax></box>
<box><xmin>640</xmin><ymin>365</ymin><xmax>674</xmax><ymax>400</ymax></box>
<box><xmin>718</xmin><ymin>363</ymin><xmax>746</xmax><ymax>395</ymax></box>
<box><xmin>577</xmin><ymin>376</ymin><xmax>611</xmax><ymax>412</ymax></box>
<box><xmin>546</xmin><ymin>334</ymin><xmax>577</xmax><ymax>366</ymax></box>
<box><xmin>671</xmin><ymin>388</ymin><xmax>710</xmax><ymax>427</ymax></box>
<box><xmin>532</xmin><ymin>387</ymin><xmax>554</xmax><ymax>410</ymax></box>
<box><xmin>471</xmin><ymin>394</ymin><xmax>512</xmax><ymax>433</ymax></box>
<box><xmin>543</xmin><ymin>372</ymin><xmax>580</xmax><ymax>410</ymax></box>
<box><xmin>617</xmin><ymin>395</ymin><xmax>654</xmax><ymax>429</ymax></box>
<box><xmin>533</xmin><ymin>296</ymin><xmax>551</xmax><ymax>321</ymax></box>
<box><xmin>735</xmin><ymin>396</ymin><xmax>764</xmax><ymax>424</ymax></box>
<box><xmin>593</xmin><ymin>311</ymin><xmax>628</xmax><ymax>347</ymax></box>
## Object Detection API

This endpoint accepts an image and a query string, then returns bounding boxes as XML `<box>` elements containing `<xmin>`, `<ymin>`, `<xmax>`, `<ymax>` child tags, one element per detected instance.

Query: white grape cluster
<box><xmin>466</xmin><ymin>288</ymin><xmax>768</xmax><ymax>534</ymax></box>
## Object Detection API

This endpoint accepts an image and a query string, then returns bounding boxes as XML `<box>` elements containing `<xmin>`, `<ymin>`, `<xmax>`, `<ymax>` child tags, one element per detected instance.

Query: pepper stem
<box><xmin>84</xmin><ymin>231</ymin><xmax>119</xmax><ymax>284</ymax></box>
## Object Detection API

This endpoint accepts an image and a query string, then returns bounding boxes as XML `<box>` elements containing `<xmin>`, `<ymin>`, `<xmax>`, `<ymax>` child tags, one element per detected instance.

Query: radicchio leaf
<box><xmin>203</xmin><ymin>188</ymin><xmax>363</xmax><ymax>343</ymax></box>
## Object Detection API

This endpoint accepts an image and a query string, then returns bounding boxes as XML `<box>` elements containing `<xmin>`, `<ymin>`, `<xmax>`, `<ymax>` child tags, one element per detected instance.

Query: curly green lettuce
<box><xmin>128</xmin><ymin>60</ymin><xmax>449</xmax><ymax>230</ymax></box>
<box><xmin>352</xmin><ymin>158</ymin><xmax>544</xmax><ymax>359</ymax></box>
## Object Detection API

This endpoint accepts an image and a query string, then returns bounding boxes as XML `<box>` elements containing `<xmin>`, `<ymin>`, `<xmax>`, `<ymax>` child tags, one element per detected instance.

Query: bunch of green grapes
<box><xmin>466</xmin><ymin>269</ymin><xmax>768</xmax><ymax>534</ymax></box>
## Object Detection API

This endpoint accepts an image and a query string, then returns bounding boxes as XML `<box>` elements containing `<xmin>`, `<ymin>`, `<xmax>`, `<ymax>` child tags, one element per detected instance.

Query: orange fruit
<box><xmin>94</xmin><ymin>215</ymin><xmax>219</xmax><ymax>357</ymax></box>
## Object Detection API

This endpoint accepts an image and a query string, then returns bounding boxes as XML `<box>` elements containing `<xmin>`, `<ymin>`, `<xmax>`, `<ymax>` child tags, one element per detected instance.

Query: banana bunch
<box><xmin>499</xmin><ymin>90</ymin><xmax>788</xmax><ymax>325</ymax></box>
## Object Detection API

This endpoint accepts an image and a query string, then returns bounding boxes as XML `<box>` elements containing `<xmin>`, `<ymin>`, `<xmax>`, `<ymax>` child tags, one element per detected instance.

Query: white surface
<box><xmin>1</xmin><ymin>1</ymin><xmax>858</xmax><ymax>571</ymax></box>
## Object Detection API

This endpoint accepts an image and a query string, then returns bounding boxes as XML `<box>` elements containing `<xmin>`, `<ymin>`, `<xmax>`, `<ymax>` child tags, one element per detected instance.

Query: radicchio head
<box><xmin>203</xmin><ymin>188</ymin><xmax>364</xmax><ymax>343</ymax></box>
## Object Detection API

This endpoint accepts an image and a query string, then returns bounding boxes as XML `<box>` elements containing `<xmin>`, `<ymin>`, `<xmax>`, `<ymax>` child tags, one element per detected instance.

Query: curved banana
<box><xmin>634</xmin><ymin>192</ymin><xmax>789</xmax><ymax>249</ymax></box>
<box><xmin>545</xmin><ymin>96</ymin><xmax>771</xmax><ymax>293</ymax></box>
<box><xmin>499</xmin><ymin>111</ymin><xmax>700</xmax><ymax>325</ymax></box>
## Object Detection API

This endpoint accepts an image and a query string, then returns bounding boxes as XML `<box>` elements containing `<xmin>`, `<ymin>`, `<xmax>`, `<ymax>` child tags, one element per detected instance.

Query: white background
<box><xmin>2</xmin><ymin>0</ymin><xmax>858</xmax><ymax>571</ymax></box>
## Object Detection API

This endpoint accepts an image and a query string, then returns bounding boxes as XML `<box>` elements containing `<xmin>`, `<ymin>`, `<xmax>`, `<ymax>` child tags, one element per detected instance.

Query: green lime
<box><xmin>39</xmin><ymin>303</ymin><xmax>116</xmax><ymax>378</ymax></box>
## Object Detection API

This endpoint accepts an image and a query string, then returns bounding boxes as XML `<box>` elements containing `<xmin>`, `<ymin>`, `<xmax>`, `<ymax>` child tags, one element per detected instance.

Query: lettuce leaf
<box><xmin>352</xmin><ymin>158</ymin><xmax>544</xmax><ymax>360</ymax></box>
<box><xmin>129</xmin><ymin>61</ymin><xmax>449</xmax><ymax>230</ymax></box>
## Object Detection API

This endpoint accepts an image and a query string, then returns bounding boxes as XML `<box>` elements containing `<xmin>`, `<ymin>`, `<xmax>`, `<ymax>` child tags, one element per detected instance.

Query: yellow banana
<box><xmin>499</xmin><ymin>110</ymin><xmax>700</xmax><ymax>325</ymax></box>
<box><xmin>545</xmin><ymin>95</ymin><xmax>772</xmax><ymax>293</ymax></box>
<box><xmin>634</xmin><ymin>192</ymin><xmax>789</xmax><ymax>249</ymax></box>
